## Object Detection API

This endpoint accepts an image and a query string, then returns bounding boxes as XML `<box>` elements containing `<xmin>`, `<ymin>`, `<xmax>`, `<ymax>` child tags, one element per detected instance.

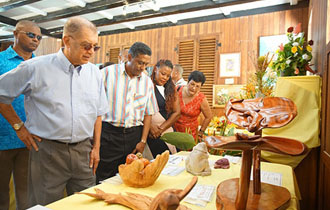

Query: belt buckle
<box><xmin>123</xmin><ymin>127</ymin><xmax>128</xmax><ymax>133</ymax></box>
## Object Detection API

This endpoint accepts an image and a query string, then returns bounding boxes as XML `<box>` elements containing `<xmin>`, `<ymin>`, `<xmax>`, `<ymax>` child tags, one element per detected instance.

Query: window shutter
<box><xmin>197</xmin><ymin>37</ymin><xmax>216</xmax><ymax>104</ymax></box>
<box><xmin>109</xmin><ymin>48</ymin><xmax>120</xmax><ymax>64</ymax></box>
<box><xmin>178</xmin><ymin>40</ymin><xmax>195</xmax><ymax>81</ymax></box>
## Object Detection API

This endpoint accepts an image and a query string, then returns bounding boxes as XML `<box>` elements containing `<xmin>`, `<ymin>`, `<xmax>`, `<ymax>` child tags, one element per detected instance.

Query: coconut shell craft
<box><xmin>119</xmin><ymin>150</ymin><xmax>169</xmax><ymax>188</ymax></box>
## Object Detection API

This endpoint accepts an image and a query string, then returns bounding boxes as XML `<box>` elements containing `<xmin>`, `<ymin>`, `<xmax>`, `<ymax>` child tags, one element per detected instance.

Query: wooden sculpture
<box><xmin>77</xmin><ymin>176</ymin><xmax>198</xmax><ymax>210</ymax></box>
<box><xmin>205</xmin><ymin>97</ymin><xmax>306</xmax><ymax>210</ymax></box>
<box><xmin>119</xmin><ymin>151</ymin><xmax>169</xmax><ymax>188</ymax></box>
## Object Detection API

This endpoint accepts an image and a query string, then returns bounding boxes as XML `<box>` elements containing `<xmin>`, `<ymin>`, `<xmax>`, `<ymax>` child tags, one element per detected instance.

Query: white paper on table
<box><xmin>168</xmin><ymin>155</ymin><xmax>185</xmax><ymax>165</ymax></box>
<box><xmin>161</xmin><ymin>165</ymin><xmax>185</xmax><ymax>176</ymax></box>
<box><xmin>101</xmin><ymin>175</ymin><xmax>123</xmax><ymax>185</ymax></box>
<box><xmin>250</xmin><ymin>171</ymin><xmax>282</xmax><ymax>186</ymax></box>
<box><xmin>183</xmin><ymin>184</ymin><xmax>215</xmax><ymax>207</ymax></box>
<box><xmin>27</xmin><ymin>205</ymin><xmax>52</xmax><ymax>210</ymax></box>
<box><xmin>224</xmin><ymin>155</ymin><xmax>241</xmax><ymax>164</ymax></box>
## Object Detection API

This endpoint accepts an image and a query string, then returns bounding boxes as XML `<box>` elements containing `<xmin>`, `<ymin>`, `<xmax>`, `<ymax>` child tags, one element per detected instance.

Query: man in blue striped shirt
<box><xmin>0</xmin><ymin>20</ymin><xmax>41</xmax><ymax>210</ymax></box>
<box><xmin>0</xmin><ymin>17</ymin><xmax>108</xmax><ymax>207</ymax></box>
<box><xmin>96</xmin><ymin>42</ymin><xmax>159</xmax><ymax>183</ymax></box>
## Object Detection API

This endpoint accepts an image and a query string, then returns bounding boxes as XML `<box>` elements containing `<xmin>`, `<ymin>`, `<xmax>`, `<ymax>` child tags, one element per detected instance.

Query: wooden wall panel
<box><xmin>34</xmin><ymin>7</ymin><xmax>308</xmax><ymax>116</ymax></box>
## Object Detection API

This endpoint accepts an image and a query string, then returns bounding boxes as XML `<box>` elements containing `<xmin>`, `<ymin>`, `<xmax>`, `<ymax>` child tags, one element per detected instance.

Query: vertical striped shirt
<box><xmin>101</xmin><ymin>63</ymin><xmax>158</xmax><ymax>127</ymax></box>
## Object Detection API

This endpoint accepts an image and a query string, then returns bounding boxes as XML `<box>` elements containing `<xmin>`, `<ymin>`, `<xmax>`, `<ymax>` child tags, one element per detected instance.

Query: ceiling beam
<box><xmin>0</xmin><ymin>0</ymin><xmax>41</xmax><ymax>12</ymax></box>
<box><xmin>0</xmin><ymin>15</ymin><xmax>60</xmax><ymax>38</ymax></box>
<box><xmin>98</xmin><ymin>0</ymin><xmax>309</xmax><ymax>36</ymax></box>
<box><xmin>47</xmin><ymin>0</ymin><xmax>260</xmax><ymax>34</ymax></box>
<box><xmin>24</xmin><ymin>0</ymin><xmax>140</xmax><ymax>23</ymax></box>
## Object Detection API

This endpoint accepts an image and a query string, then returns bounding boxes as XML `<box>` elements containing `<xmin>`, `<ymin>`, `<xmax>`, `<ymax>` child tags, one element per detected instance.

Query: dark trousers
<box><xmin>147</xmin><ymin>137</ymin><xmax>170</xmax><ymax>158</ymax></box>
<box><xmin>96</xmin><ymin>122</ymin><xmax>143</xmax><ymax>184</ymax></box>
<box><xmin>28</xmin><ymin>138</ymin><xmax>95</xmax><ymax>207</ymax></box>
<box><xmin>0</xmin><ymin>148</ymin><xmax>29</xmax><ymax>210</ymax></box>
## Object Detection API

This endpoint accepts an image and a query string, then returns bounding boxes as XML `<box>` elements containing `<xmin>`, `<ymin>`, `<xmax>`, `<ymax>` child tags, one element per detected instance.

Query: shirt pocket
<box><xmin>80</xmin><ymin>92</ymin><xmax>98</xmax><ymax>115</ymax></box>
<box><xmin>133</xmin><ymin>94</ymin><xmax>146</xmax><ymax>111</ymax></box>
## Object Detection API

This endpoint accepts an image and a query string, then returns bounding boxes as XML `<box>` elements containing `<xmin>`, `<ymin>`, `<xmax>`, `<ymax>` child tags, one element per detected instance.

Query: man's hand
<box><xmin>132</xmin><ymin>141</ymin><xmax>145</xmax><ymax>154</ymax></box>
<box><xmin>89</xmin><ymin>146</ymin><xmax>100</xmax><ymax>175</ymax></box>
<box><xmin>15</xmin><ymin>126</ymin><xmax>41</xmax><ymax>151</ymax></box>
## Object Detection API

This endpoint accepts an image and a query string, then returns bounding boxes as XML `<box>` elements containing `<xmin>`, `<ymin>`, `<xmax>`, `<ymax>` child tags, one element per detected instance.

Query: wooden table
<box><xmin>46</xmin><ymin>152</ymin><xmax>298</xmax><ymax>210</ymax></box>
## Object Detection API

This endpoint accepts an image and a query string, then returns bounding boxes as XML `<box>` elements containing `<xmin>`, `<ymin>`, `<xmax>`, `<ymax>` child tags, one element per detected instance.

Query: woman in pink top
<box><xmin>174</xmin><ymin>71</ymin><xmax>212</xmax><ymax>142</ymax></box>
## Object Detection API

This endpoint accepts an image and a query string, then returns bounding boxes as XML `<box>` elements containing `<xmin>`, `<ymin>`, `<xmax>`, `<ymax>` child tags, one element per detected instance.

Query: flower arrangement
<box><xmin>242</xmin><ymin>53</ymin><xmax>276</xmax><ymax>99</ymax></box>
<box><xmin>208</xmin><ymin>116</ymin><xmax>236</xmax><ymax>136</ymax></box>
<box><xmin>270</xmin><ymin>23</ymin><xmax>315</xmax><ymax>76</ymax></box>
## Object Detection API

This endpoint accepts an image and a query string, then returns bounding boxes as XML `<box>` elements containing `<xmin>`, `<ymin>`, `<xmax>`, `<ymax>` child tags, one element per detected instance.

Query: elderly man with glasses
<box><xmin>0</xmin><ymin>20</ymin><xmax>41</xmax><ymax>210</ymax></box>
<box><xmin>0</xmin><ymin>17</ymin><xmax>108</xmax><ymax>207</ymax></box>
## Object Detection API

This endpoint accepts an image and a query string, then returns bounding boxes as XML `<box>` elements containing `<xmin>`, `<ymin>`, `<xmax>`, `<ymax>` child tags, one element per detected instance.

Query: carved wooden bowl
<box><xmin>118</xmin><ymin>151</ymin><xmax>169</xmax><ymax>188</ymax></box>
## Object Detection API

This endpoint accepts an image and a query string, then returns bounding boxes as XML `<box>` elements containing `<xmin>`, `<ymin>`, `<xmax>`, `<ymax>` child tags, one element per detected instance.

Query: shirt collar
<box><xmin>5</xmin><ymin>46</ymin><xmax>35</xmax><ymax>60</ymax></box>
<box><xmin>122</xmin><ymin>63</ymin><xmax>142</xmax><ymax>79</ymax></box>
<box><xmin>57</xmin><ymin>48</ymin><xmax>81</xmax><ymax>73</ymax></box>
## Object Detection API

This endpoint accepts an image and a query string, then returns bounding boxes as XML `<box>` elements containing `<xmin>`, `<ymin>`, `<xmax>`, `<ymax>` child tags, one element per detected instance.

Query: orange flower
<box><xmin>293</xmin><ymin>23</ymin><xmax>301</xmax><ymax>34</ymax></box>
<box><xmin>294</xmin><ymin>68</ymin><xmax>299</xmax><ymax>74</ymax></box>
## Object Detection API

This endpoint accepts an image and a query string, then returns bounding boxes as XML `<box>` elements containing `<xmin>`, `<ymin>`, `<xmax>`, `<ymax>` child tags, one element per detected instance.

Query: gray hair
<box><xmin>63</xmin><ymin>17</ymin><xmax>97</xmax><ymax>37</ymax></box>
<box><xmin>174</xmin><ymin>64</ymin><xmax>184</xmax><ymax>76</ymax></box>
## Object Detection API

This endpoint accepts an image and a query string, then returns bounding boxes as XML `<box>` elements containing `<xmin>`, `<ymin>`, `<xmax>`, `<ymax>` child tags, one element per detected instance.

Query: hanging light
<box><xmin>138</xmin><ymin>3</ymin><xmax>143</xmax><ymax>13</ymax></box>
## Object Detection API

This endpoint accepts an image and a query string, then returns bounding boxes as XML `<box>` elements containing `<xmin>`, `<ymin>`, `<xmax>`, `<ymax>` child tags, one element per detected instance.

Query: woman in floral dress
<box><xmin>174</xmin><ymin>71</ymin><xmax>212</xmax><ymax>142</ymax></box>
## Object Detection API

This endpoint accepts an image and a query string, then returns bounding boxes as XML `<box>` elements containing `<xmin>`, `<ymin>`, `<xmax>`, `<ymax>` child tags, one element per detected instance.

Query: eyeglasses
<box><xmin>69</xmin><ymin>35</ymin><xmax>101</xmax><ymax>52</ymax></box>
<box><xmin>81</xmin><ymin>43</ymin><xmax>101</xmax><ymax>52</ymax></box>
<box><xmin>20</xmin><ymin>31</ymin><xmax>42</xmax><ymax>41</ymax></box>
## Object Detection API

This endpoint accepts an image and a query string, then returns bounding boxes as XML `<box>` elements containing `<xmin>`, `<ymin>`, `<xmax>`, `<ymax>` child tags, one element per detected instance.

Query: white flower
<box><xmin>292</xmin><ymin>42</ymin><xmax>299</xmax><ymax>46</ymax></box>
<box><xmin>286</xmin><ymin>60</ymin><xmax>291</xmax><ymax>65</ymax></box>
<box><xmin>297</xmin><ymin>32</ymin><xmax>304</xmax><ymax>38</ymax></box>
<box><xmin>302</xmin><ymin>54</ymin><xmax>309</xmax><ymax>60</ymax></box>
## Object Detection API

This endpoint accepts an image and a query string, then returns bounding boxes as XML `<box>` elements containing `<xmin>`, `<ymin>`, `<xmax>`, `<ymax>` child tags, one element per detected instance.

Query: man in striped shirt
<box><xmin>96</xmin><ymin>42</ymin><xmax>158</xmax><ymax>183</ymax></box>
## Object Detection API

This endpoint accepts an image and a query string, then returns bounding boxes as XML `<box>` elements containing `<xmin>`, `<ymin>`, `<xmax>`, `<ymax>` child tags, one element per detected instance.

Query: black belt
<box><xmin>105</xmin><ymin>122</ymin><xmax>142</xmax><ymax>133</ymax></box>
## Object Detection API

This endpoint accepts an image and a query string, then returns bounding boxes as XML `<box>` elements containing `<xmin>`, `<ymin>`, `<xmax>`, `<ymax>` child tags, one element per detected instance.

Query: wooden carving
<box><xmin>204</xmin><ymin>97</ymin><xmax>306</xmax><ymax>210</ymax></box>
<box><xmin>118</xmin><ymin>150</ymin><xmax>169</xmax><ymax>188</ymax></box>
<box><xmin>77</xmin><ymin>176</ymin><xmax>198</xmax><ymax>210</ymax></box>
<box><xmin>226</xmin><ymin>97</ymin><xmax>297</xmax><ymax>132</ymax></box>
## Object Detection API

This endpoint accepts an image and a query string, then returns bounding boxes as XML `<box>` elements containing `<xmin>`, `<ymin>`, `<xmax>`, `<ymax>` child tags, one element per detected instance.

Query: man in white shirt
<box><xmin>171</xmin><ymin>64</ymin><xmax>187</xmax><ymax>86</ymax></box>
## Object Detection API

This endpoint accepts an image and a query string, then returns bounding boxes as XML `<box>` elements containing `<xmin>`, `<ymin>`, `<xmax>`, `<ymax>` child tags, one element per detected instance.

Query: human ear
<box><xmin>62</xmin><ymin>36</ymin><xmax>71</xmax><ymax>49</ymax></box>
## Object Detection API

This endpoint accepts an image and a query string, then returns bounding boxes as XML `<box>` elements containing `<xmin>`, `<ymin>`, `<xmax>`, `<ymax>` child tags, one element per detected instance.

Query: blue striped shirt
<box><xmin>101</xmin><ymin>63</ymin><xmax>158</xmax><ymax>127</ymax></box>
<box><xmin>0</xmin><ymin>49</ymin><xmax>109</xmax><ymax>143</ymax></box>
<box><xmin>0</xmin><ymin>46</ymin><xmax>34</xmax><ymax>150</ymax></box>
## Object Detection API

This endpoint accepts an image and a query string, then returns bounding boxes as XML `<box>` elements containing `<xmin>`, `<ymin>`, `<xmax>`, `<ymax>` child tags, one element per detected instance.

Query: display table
<box><xmin>46</xmin><ymin>152</ymin><xmax>298</xmax><ymax>210</ymax></box>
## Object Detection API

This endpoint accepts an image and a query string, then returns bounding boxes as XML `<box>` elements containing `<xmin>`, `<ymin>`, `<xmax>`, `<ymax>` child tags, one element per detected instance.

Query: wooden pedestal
<box><xmin>216</xmin><ymin>178</ymin><xmax>291</xmax><ymax>210</ymax></box>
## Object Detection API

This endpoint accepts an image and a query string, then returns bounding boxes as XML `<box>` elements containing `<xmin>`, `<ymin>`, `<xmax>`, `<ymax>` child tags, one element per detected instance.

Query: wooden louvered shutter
<box><xmin>109</xmin><ymin>48</ymin><xmax>120</xmax><ymax>63</ymax></box>
<box><xmin>178</xmin><ymin>40</ymin><xmax>195</xmax><ymax>81</ymax></box>
<box><xmin>197</xmin><ymin>37</ymin><xmax>216</xmax><ymax>104</ymax></box>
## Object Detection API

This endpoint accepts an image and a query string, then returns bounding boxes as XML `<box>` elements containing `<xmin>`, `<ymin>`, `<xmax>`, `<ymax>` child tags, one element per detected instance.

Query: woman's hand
<box><xmin>149</xmin><ymin>124</ymin><xmax>162</xmax><ymax>139</ymax></box>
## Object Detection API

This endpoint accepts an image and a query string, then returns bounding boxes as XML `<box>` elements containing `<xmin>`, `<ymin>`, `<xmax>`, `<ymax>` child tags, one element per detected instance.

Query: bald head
<box><xmin>63</xmin><ymin>17</ymin><xmax>97</xmax><ymax>37</ymax></box>
<box><xmin>13</xmin><ymin>20</ymin><xmax>41</xmax><ymax>54</ymax></box>
<box><xmin>15</xmin><ymin>20</ymin><xmax>40</xmax><ymax>31</ymax></box>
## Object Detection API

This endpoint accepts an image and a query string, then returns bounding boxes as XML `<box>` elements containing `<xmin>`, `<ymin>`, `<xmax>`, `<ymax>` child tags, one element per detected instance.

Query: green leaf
<box><xmin>160</xmin><ymin>132</ymin><xmax>196</xmax><ymax>150</ymax></box>
<box><xmin>227</xmin><ymin>127</ymin><xmax>235</xmax><ymax>136</ymax></box>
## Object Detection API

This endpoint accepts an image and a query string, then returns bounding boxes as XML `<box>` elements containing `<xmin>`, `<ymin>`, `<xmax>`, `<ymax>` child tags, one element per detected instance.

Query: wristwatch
<box><xmin>140</xmin><ymin>139</ymin><xmax>147</xmax><ymax>144</ymax></box>
<box><xmin>13</xmin><ymin>121</ymin><xmax>24</xmax><ymax>131</ymax></box>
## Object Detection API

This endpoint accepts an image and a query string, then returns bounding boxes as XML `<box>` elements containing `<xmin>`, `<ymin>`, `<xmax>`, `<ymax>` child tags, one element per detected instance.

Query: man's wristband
<box><xmin>140</xmin><ymin>139</ymin><xmax>147</xmax><ymax>144</ymax></box>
